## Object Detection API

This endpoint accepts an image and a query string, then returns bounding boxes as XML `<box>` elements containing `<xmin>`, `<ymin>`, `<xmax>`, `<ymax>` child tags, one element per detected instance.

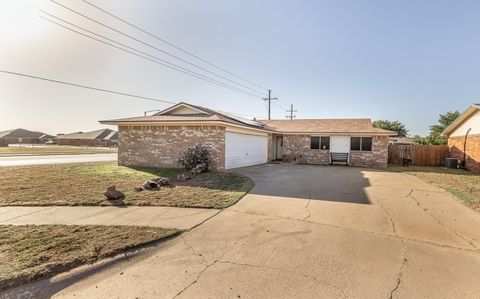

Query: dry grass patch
<box><xmin>0</xmin><ymin>224</ymin><xmax>178</xmax><ymax>291</ymax></box>
<box><xmin>0</xmin><ymin>162</ymin><xmax>253</xmax><ymax>209</ymax></box>
<box><xmin>0</xmin><ymin>146</ymin><xmax>116</xmax><ymax>155</ymax></box>
<box><xmin>390</xmin><ymin>166</ymin><xmax>480</xmax><ymax>212</ymax></box>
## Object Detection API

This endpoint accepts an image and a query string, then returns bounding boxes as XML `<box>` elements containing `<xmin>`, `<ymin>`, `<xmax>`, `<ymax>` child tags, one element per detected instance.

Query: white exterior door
<box><xmin>225</xmin><ymin>132</ymin><xmax>268</xmax><ymax>169</ymax></box>
<box><xmin>330</xmin><ymin>136</ymin><xmax>350</xmax><ymax>153</ymax></box>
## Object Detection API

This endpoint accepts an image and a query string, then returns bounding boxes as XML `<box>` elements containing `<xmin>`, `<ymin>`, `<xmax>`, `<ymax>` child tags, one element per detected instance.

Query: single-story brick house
<box><xmin>100</xmin><ymin>102</ymin><xmax>396</xmax><ymax>170</ymax></box>
<box><xmin>443</xmin><ymin>103</ymin><xmax>480</xmax><ymax>172</ymax></box>
<box><xmin>0</xmin><ymin>128</ymin><xmax>54</xmax><ymax>146</ymax></box>
<box><xmin>56</xmin><ymin>129</ymin><xmax>118</xmax><ymax>147</ymax></box>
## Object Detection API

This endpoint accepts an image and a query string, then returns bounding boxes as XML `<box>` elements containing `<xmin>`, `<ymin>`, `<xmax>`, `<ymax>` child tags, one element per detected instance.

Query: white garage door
<box><xmin>225</xmin><ymin>132</ymin><xmax>268</xmax><ymax>169</ymax></box>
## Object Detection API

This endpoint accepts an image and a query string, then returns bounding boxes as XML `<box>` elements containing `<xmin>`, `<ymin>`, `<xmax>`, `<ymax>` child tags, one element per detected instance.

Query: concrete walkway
<box><xmin>0</xmin><ymin>206</ymin><xmax>219</xmax><ymax>230</ymax></box>
<box><xmin>4</xmin><ymin>164</ymin><xmax>480</xmax><ymax>298</ymax></box>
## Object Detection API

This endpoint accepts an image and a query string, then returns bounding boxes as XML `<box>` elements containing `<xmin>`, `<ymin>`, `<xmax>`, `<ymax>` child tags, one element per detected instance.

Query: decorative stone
<box><xmin>104</xmin><ymin>186</ymin><xmax>125</xmax><ymax>200</ymax></box>
<box><xmin>143</xmin><ymin>180</ymin><xmax>159</xmax><ymax>190</ymax></box>
<box><xmin>176</xmin><ymin>174</ymin><xmax>192</xmax><ymax>182</ymax></box>
<box><xmin>154</xmin><ymin>177</ymin><xmax>170</xmax><ymax>186</ymax></box>
<box><xmin>133</xmin><ymin>186</ymin><xmax>144</xmax><ymax>192</ymax></box>
<box><xmin>191</xmin><ymin>163</ymin><xmax>207</xmax><ymax>174</ymax></box>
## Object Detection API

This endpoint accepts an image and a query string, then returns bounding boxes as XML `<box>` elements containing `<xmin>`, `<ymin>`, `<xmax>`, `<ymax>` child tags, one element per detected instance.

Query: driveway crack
<box><xmin>174</xmin><ymin>234</ymin><xmax>246</xmax><ymax>298</ymax></box>
<box><xmin>389</xmin><ymin>239</ymin><xmax>407</xmax><ymax>299</ymax></box>
<box><xmin>229</xmin><ymin>210</ymin><xmax>480</xmax><ymax>254</ymax></box>
<box><xmin>303</xmin><ymin>185</ymin><xmax>312</xmax><ymax>220</ymax></box>
<box><xmin>408</xmin><ymin>189</ymin><xmax>478</xmax><ymax>250</ymax></box>
<box><xmin>374</xmin><ymin>197</ymin><xmax>397</xmax><ymax>236</ymax></box>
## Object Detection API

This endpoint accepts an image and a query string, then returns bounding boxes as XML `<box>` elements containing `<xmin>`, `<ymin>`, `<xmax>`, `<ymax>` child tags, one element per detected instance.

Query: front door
<box><xmin>330</xmin><ymin>136</ymin><xmax>350</xmax><ymax>153</ymax></box>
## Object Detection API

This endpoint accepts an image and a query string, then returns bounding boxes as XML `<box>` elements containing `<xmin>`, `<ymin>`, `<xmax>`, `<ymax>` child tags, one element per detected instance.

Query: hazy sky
<box><xmin>1</xmin><ymin>0</ymin><xmax>478</xmax><ymax>136</ymax></box>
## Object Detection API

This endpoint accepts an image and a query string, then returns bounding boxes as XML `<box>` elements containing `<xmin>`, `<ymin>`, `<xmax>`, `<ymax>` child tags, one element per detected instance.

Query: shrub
<box><xmin>178</xmin><ymin>145</ymin><xmax>211</xmax><ymax>171</ymax></box>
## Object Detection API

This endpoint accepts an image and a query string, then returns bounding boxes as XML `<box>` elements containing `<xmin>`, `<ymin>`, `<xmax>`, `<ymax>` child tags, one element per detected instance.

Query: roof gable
<box><xmin>155</xmin><ymin>103</ymin><xmax>210</xmax><ymax>116</ymax></box>
<box><xmin>442</xmin><ymin>104</ymin><xmax>480</xmax><ymax>136</ymax></box>
<box><xmin>0</xmin><ymin>128</ymin><xmax>47</xmax><ymax>138</ymax></box>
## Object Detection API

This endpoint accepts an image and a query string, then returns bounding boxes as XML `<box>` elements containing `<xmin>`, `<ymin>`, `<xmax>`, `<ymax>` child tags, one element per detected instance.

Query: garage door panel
<box><xmin>225</xmin><ymin>132</ymin><xmax>267</xmax><ymax>169</ymax></box>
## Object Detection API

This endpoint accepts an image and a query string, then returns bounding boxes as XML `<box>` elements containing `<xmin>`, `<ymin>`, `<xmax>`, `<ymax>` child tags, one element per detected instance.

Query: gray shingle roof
<box><xmin>57</xmin><ymin>129</ymin><xmax>117</xmax><ymax>140</ymax></box>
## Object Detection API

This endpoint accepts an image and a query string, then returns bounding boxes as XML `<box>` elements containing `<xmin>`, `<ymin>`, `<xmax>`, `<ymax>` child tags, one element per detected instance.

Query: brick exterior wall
<box><xmin>349</xmin><ymin>136</ymin><xmax>389</xmax><ymax>168</ymax></box>
<box><xmin>282</xmin><ymin>135</ymin><xmax>330</xmax><ymax>164</ymax></box>
<box><xmin>267</xmin><ymin>134</ymin><xmax>273</xmax><ymax>162</ymax></box>
<box><xmin>2</xmin><ymin>137</ymin><xmax>40</xmax><ymax>144</ymax></box>
<box><xmin>118</xmin><ymin>125</ymin><xmax>226</xmax><ymax>171</ymax></box>
<box><xmin>281</xmin><ymin>134</ymin><xmax>388</xmax><ymax>168</ymax></box>
<box><xmin>448</xmin><ymin>134</ymin><xmax>480</xmax><ymax>172</ymax></box>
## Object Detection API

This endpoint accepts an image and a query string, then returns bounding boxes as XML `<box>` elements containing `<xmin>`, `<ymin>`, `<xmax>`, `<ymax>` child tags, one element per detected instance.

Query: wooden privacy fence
<box><xmin>388</xmin><ymin>144</ymin><xmax>449</xmax><ymax>166</ymax></box>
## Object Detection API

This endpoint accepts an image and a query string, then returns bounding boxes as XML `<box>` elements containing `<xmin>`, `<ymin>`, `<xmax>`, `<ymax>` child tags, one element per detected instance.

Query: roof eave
<box><xmin>442</xmin><ymin>104</ymin><xmax>480</xmax><ymax>136</ymax></box>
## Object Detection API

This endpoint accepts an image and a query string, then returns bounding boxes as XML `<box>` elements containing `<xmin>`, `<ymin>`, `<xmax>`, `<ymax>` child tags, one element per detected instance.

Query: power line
<box><xmin>48</xmin><ymin>0</ymin><xmax>265</xmax><ymax>96</ymax></box>
<box><xmin>0</xmin><ymin>69</ymin><xmax>261</xmax><ymax>120</ymax></box>
<box><xmin>0</xmin><ymin>70</ymin><xmax>177</xmax><ymax>105</ymax></box>
<box><xmin>81</xmin><ymin>0</ymin><xmax>268</xmax><ymax>91</ymax></box>
<box><xmin>40</xmin><ymin>15</ymin><xmax>262</xmax><ymax>99</ymax></box>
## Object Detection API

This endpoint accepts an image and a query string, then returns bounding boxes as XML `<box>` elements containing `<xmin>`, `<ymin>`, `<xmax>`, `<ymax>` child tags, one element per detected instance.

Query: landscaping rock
<box><xmin>133</xmin><ymin>186</ymin><xmax>144</xmax><ymax>192</ymax></box>
<box><xmin>176</xmin><ymin>174</ymin><xmax>192</xmax><ymax>182</ymax></box>
<box><xmin>191</xmin><ymin>163</ymin><xmax>207</xmax><ymax>174</ymax></box>
<box><xmin>143</xmin><ymin>180</ymin><xmax>159</xmax><ymax>190</ymax></box>
<box><xmin>104</xmin><ymin>186</ymin><xmax>125</xmax><ymax>200</ymax></box>
<box><xmin>154</xmin><ymin>177</ymin><xmax>171</xmax><ymax>186</ymax></box>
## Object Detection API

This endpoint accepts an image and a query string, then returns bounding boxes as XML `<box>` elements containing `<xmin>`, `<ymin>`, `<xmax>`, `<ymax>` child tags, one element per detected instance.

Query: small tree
<box><xmin>414</xmin><ymin>111</ymin><xmax>460</xmax><ymax>145</ymax></box>
<box><xmin>178</xmin><ymin>144</ymin><xmax>211</xmax><ymax>171</ymax></box>
<box><xmin>427</xmin><ymin>111</ymin><xmax>460</xmax><ymax>144</ymax></box>
<box><xmin>372</xmin><ymin>120</ymin><xmax>408</xmax><ymax>137</ymax></box>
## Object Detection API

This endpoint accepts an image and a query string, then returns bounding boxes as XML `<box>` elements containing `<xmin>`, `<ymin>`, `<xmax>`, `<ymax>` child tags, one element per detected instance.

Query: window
<box><xmin>361</xmin><ymin>137</ymin><xmax>372</xmax><ymax>151</ymax></box>
<box><xmin>350</xmin><ymin>137</ymin><xmax>361</xmax><ymax>151</ymax></box>
<box><xmin>350</xmin><ymin>137</ymin><xmax>372</xmax><ymax>151</ymax></box>
<box><xmin>310</xmin><ymin>137</ymin><xmax>320</xmax><ymax>149</ymax></box>
<box><xmin>320</xmin><ymin>137</ymin><xmax>330</xmax><ymax>150</ymax></box>
<box><xmin>311</xmin><ymin>136</ymin><xmax>330</xmax><ymax>150</ymax></box>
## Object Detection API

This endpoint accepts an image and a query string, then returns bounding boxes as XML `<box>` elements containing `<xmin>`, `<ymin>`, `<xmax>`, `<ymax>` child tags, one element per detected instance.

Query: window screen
<box><xmin>320</xmin><ymin>137</ymin><xmax>330</xmax><ymax>150</ymax></box>
<box><xmin>361</xmin><ymin>137</ymin><xmax>372</xmax><ymax>151</ymax></box>
<box><xmin>350</xmin><ymin>137</ymin><xmax>361</xmax><ymax>151</ymax></box>
<box><xmin>310</xmin><ymin>137</ymin><xmax>320</xmax><ymax>149</ymax></box>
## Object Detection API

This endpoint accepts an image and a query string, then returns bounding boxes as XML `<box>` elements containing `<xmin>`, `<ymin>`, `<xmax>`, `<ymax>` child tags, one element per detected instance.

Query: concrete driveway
<box><xmin>7</xmin><ymin>164</ymin><xmax>480</xmax><ymax>298</ymax></box>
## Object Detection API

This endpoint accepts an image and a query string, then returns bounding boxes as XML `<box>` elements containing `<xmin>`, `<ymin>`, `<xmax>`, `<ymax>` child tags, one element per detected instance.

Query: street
<box><xmin>0</xmin><ymin>153</ymin><xmax>117</xmax><ymax>167</ymax></box>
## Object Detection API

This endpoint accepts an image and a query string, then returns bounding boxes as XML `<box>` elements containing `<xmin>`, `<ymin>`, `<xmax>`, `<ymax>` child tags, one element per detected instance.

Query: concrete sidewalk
<box><xmin>0</xmin><ymin>206</ymin><xmax>220</xmax><ymax>230</ymax></box>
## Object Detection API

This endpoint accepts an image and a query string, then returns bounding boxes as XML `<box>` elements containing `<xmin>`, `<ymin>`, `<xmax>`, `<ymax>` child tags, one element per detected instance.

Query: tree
<box><xmin>372</xmin><ymin>120</ymin><xmax>408</xmax><ymax>137</ymax></box>
<box><xmin>413</xmin><ymin>110</ymin><xmax>460</xmax><ymax>145</ymax></box>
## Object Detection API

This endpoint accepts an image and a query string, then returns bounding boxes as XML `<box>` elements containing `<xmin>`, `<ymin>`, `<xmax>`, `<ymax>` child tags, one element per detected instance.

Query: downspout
<box><xmin>461</xmin><ymin>128</ymin><xmax>472</xmax><ymax>168</ymax></box>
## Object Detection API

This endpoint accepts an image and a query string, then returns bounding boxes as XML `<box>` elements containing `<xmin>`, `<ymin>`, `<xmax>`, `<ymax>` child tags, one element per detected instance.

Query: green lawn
<box><xmin>0</xmin><ymin>162</ymin><xmax>253</xmax><ymax>209</ymax></box>
<box><xmin>390</xmin><ymin>166</ymin><xmax>480</xmax><ymax>212</ymax></box>
<box><xmin>0</xmin><ymin>225</ymin><xmax>178</xmax><ymax>291</ymax></box>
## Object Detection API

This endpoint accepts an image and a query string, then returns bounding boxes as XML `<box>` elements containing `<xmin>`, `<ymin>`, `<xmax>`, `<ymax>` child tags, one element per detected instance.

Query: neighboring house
<box><xmin>389</xmin><ymin>137</ymin><xmax>415</xmax><ymax>145</ymax></box>
<box><xmin>101</xmin><ymin>102</ymin><xmax>396</xmax><ymax>170</ymax></box>
<box><xmin>442</xmin><ymin>104</ymin><xmax>480</xmax><ymax>172</ymax></box>
<box><xmin>56</xmin><ymin>129</ymin><xmax>118</xmax><ymax>147</ymax></box>
<box><xmin>0</xmin><ymin>128</ymin><xmax>53</xmax><ymax>146</ymax></box>
<box><xmin>39</xmin><ymin>134</ymin><xmax>56</xmax><ymax>144</ymax></box>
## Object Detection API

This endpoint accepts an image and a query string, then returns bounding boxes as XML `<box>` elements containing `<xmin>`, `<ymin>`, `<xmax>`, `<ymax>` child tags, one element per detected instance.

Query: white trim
<box><xmin>107</xmin><ymin>121</ymin><xmax>273</xmax><ymax>134</ymax></box>
<box><xmin>442</xmin><ymin>104</ymin><xmax>480</xmax><ymax>136</ymax></box>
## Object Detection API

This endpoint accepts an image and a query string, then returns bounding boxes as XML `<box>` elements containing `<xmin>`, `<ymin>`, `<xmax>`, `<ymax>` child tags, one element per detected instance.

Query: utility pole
<box><xmin>263</xmin><ymin>89</ymin><xmax>278</xmax><ymax>120</ymax></box>
<box><xmin>286</xmin><ymin>104</ymin><xmax>297</xmax><ymax>120</ymax></box>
